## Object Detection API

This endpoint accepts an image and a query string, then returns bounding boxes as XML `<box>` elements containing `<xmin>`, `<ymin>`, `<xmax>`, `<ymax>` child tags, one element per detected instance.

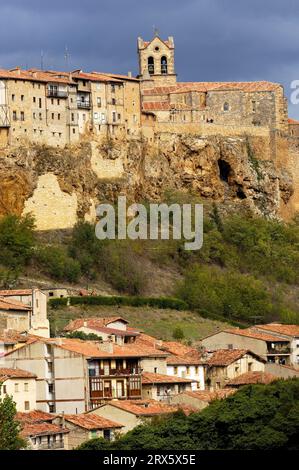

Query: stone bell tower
<box><xmin>137</xmin><ymin>33</ymin><xmax>177</xmax><ymax>88</ymax></box>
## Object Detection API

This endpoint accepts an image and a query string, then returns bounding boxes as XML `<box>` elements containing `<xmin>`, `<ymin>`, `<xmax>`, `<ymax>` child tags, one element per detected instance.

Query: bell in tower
<box><xmin>137</xmin><ymin>34</ymin><xmax>177</xmax><ymax>87</ymax></box>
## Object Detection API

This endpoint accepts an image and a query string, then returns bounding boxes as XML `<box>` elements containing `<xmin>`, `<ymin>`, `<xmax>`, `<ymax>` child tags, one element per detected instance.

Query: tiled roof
<box><xmin>224</xmin><ymin>328</ymin><xmax>288</xmax><ymax>342</ymax></box>
<box><xmin>63</xmin><ymin>413</ymin><xmax>122</xmax><ymax>430</ymax></box>
<box><xmin>135</xmin><ymin>332</ymin><xmax>162</xmax><ymax>348</ymax></box>
<box><xmin>21</xmin><ymin>423</ymin><xmax>69</xmax><ymax>438</ymax></box>
<box><xmin>101</xmin><ymin>399</ymin><xmax>192</xmax><ymax>416</ymax></box>
<box><xmin>0</xmin><ymin>368</ymin><xmax>36</xmax><ymax>380</ymax></box>
<box><xmin>0</xmin><ymin>68</ymin><xmax>73</xmax><ymax>84</ymax></box>
<box><xmin>0</xmin><ymin>289</ymin><xmax>33</xmax><ymax>296</ymax></box>
<box><xmin>0</xmin><ymin>297</ymin><xmax>31</xmax><ymax>311</ymax></box>
<box><xmin>204</xmin><ymin>349</ymin><xmax>264</xmax><ymax>366</ymax></box>
<box><xmin>161</xmin><ymin>341</ymin><xmax>199</xmax><ymax>357</ymax></box>
<box><xmin>227</xmin><ymin>371</ymin><xmax>278</xmax><ymax>386</ymax></box>
<box><xmin>143</xmin><ymin>81</ymin><xmax>281</xmax><ymax>96</ymax></box>
<box><xmin>142</xmin><ymin>102</ymin><xmax>173</xmax><ymax>111</ymax></box>
<box><xmin>64</xmin><ymin>317</ymin><xmax>128</xmax><ymax>332</ymax></box>
<box><xmin>166</xmin><ymin>353</ymin><xmax>202</xmax><ymax>365</ymax></box>
<box><xmin>142</xmin><ymin>372</ymin><xmax>194</xmax><ymax>384</ymax></box>
<box><xmin>288</xmin><ymin>118</ymin><xmax>299</xmax><ymax>124</ymax></box>
<box><xmin>16</xmin><ymin>410</ymin><xmax>55</xmax><ymax>424</ymax></box>
<box><xmin>92</xmin><ymin>72</ymin><xmax>139</xmax><ymax>82</ymax></box>
<box><xmin>255</xmin><ymin>324</ymin><xmax>299</xmax><ymax>338</ymax></box>
<box><xmin>179</xmin><ymin>388</ymin><xmax>236</xmax><ymax>402</ymax></box>
<box><xmin>72</xmin><ymin>70</ymin><xmax>122</xmax><ymax>83</ymax></box>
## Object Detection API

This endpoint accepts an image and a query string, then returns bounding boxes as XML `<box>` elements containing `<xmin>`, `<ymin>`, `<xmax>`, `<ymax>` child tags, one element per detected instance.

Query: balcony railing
<box><xmin>47</xmin><ymin>89</ymin><xmax>68</xmax><ymax>98</ymax></box>
<box><xmin>89</xmin><ymin>368</ymin><xmax>141</xmax><ymax>377</ymax></box>
<box><xmin>37</xmin><ymin>441</ymin><xmax>65</xmax><ymax>450</ymax></box>
<box><xmin>77</xmin><ymin>100</ymin><xmax>91</xmax><ymax>109</ymax></box>
<box><xmin>267</xmin><ymin>347</ymin><xmax>291</xmax><ymax>355</ymax></box>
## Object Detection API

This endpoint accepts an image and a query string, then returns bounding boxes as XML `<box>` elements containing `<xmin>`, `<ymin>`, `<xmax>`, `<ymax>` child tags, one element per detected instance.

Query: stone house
<box><xmin>88</xmin><ymin>399</ymin><xmax>193</xmax><ymax>434</ymax></box>
<box><xmin>17</xmin><ymin>410</ymin><xmax>69</xmax><ymax>450</ymax></box>
<box><xmin>53</xmin><ymin>413</ymin><xmax>123</xmax><ymax>449</ymax></box>
<box><xmin>202</xmin><ymin>349</ymin><xmax>265</xmax><ymax>390</ymax></box>
<box><xmin>201</xmin><ymin>327</ymin><xmax>292</xmax><ymax>366</ymax></box>
<box><xmin>141</xmin><ymin>372</ymin><xmax>193</xmax><ymax>402</ymax></box>
<box><xmin>253</xmin><ymin>324</ymin><xmax>299</xmax><ymax>368</ymax></box>
<box><xmin>0</xmin><ymin>367</ymin><xmax>37</xmax><ymax>411</ymax></box>
<box><xmin>0</xmin><ymin>288</ymin><xmax>50</xmax><ymax>338</ymax></box>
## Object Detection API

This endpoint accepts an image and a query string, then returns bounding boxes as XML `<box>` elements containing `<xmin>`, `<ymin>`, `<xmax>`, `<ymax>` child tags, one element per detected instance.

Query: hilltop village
<box><xmin>0</xmin><ymin>34</ymin><xmax>299</xmax><ymax>227</ymax></box>
<box><xmin>0</xmin><ymin>287</ymin><xmax>298</xmax><ymax>449</ymax></box>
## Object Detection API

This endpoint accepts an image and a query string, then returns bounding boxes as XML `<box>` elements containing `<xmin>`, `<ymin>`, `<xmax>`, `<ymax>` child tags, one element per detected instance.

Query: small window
<box><xmin>21</xmin><ymin>95</ymin><xmax>24</xmax><ymax>101</ymax></box>
<box><xmin>20</xmin><ymin>111</ymin><xmax>25</xmax><ymax>121</ymax></box>
<box><xmin>24</xmin><ymin>383</ymin><xmax>29</xmax><ymax>392</ymax></box>
<box><xmin>252</xmin><ymin>101</ymin><xmax>256</xmax><ymax>112</ymax></box>
<box><xmin>24</xmin><ymin>401</ymin><xmax>30</xmax><ymax>411</ymax></box>
<box><xmin>11</xmin><ymin>94</ymin><xmax>15</xmax><ymax>102</ymax></box>
<box><xmin>161</xmin><ymin>56</ymin><xmax>168</xmax><ymax>74</ymax></box>
<box><xmin>12</xmin><ymin>111</ymin><xmax>17</xmax><ymax>121</ymax></box>
<box><xmin>14</xmin><ymin>383</ymin><xmax>19</xmax><ymax>392</ymax></box>
<box><xmin>223</xmin><ymin>102</ymin><xmax>230</xmax><ymax>112</ymax></box>
<box><xmin>39</xmin><ymin>98</ymin><xmax>42</xmax><ymax>108</ymax></box>
<box><xmin>97</xmin><ymin>97</ymin><xmax>101</xmax><ymax>107</ymax></box>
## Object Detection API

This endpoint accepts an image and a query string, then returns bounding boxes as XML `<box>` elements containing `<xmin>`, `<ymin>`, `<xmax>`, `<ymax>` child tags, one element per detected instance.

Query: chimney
<box><xmin>83</xmin><ymin>321</ymin><xmax>87</xmax><ymax>327</ymax></box>
<box><xmin>128</xmin><ymin>71</ymin><xmax>132</xmax><ymax>78</ymax></box>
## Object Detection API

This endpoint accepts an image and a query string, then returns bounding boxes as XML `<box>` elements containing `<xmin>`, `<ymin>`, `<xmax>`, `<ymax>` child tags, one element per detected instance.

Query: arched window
<box><xmin>223</xmin><ymin>102</ymin><xmax>230</xmax><ymax>112</ymax></box>
<box><xmin>161</xmin><ymin>56</ymin><xmax>168</xmax><ymax>74</ymax></box>
<box><xmin>148</xmin><ymin>57</ymin><xmax>154</xmax><ymax>75</ymax></box>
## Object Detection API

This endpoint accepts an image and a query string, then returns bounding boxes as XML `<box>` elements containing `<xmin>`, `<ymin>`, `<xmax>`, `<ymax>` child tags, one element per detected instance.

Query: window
<box><xmin>24</xmin><ymin>401</ymin><xmax>30</xmax><ymax>411</ymax></box>
<box><xmin>48</xmin><ymin>383</ymin><xmax>54</xmax><ymax>394</ymax></box>
<box><xmin>57</xmin><ymin>113</ymin><xmax>61</xmax><ymax>120</ymax></box>
<box><xmin>39</xmin><ymin>98</ymin><xmax>42</xmax><ymax>108</ymax></box>
<box><xmin>112</xmin><ymin>98</ymin><xmax>116</xmax><ymax>105</ymax></box>
<box><xmin>11</xmin><ymin>94</ymin><xmax>15</xmax><ymax>101</ymax></box>
<box><xmin>14</xmin><ymin>383</ymin><xmax>19</xmax><ymax>392</ymax></box>
<box><xmin>49</xmin><ymin>404</ymin><xmax>55</xmax><ymax>413</ymax></box>
<box><xmin>39</xmin><ymin>113</ymin><xmax>42</xmax><ymax>120</ymax></box>
<box><xmin>154</xmin><ymin>367</ymin><xmax>158</xmax><ymax>373</ymax></box>
<box><xmin>248</xmin><ymin>362</ymin><xmax>253</xmax><ymax>372</ymax></box>
<box><xmin>72</xmin><ymin>128</ymin><xmax>76</xmax><ymax>134</ymax></box>
<box><xmin>252</xmin><ymin>101</ymin><xmax>256</xmax><ymax>112</ymax></box>
<box><xmin>223</xmin><ymin>102</ymin><xmax>230</xmax><ymax>112</ymax></box>
<box><xmin>57</xmin><ymin>99</ymin><xmax>60</xmax><ymax>105</ymax></box>
<box><xmin>33</xmin><ymin>112</ymin><xmax>36</xmax><ymax>119</ymax></box>
<box><xmin>33</xmin><ymin>97</ymin><xmax>36</xmax><ymax>103</ymax></box>
<box><xmin>173</xmin><ymin>367</ymin><xmax>178</xmax><ymax>375</ymax></box>
<box><xmin>148</xmin><ymin>56</ymin><xmax>154</xmax><ymax>75</ymax></box>
<box><xmin>97</xmin><ymin>97</ymin><xmax>101</xmax><ymax>107</ymax></box>
<box><xmin>111</xmin><ymin>84</ymin><xmax>115</xmax><ymax>93</ymax></box>
<box><xmin>161</xmin><ymin>56</ymin><xmax>168</xmax><ymax>74</ymax></box>
<box><xmin>47</xmin><ymin>362</ymin><xmax>53</xmax><ymax>374</ymax></box>
<box><xmin>186</xmin><ymin>366</ymin><xmax>190</xmax><ymax>375</ymax></box>
<box><xmin>112</xmin><ymin>111</ymin><xmax>116</xmax><ymax>123</ymax></box>
<box><xmin>21</xmin><ymin>95</ymin><xmax>24</xmax><ymax>101</ymax></box>
<box><xmin>20</xmin><ymin>111</ymin><xmax>25</xmax><ymax>121</ymax></box>
<box><xmin>2</xmin><ymin>385</ymin><xmax>6</xmax><ymax>394</ymax></box>
<box><xmin>51</xmin><ymin>113</ymin><xmax>54</xmax><ymax>120</ymax></box>
<box><xmin>24</xmin><ymin>383</ymin><xmax>29</xmax><ymax>392</ymax></box>
<box><xmin>12</xmin><ymin>111</ymin><xmax>17</xmax><ymax>121</ymax></box>
<box><xmin>71</xmin><ymin>113</ymin><xmax>74</xmax><ymax>122</ymax></box>
<box><xmin>117</xmin><ymin>113</ymin><xmax>121</xmax><ymax>120</ymax></box>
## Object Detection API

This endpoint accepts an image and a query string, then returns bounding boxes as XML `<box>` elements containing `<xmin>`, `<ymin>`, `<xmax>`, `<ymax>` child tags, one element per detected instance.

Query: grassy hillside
<box><xmin>48</xmin><ymin>304</ymin><xmax>231</xmax><ymax>343</ymax></box>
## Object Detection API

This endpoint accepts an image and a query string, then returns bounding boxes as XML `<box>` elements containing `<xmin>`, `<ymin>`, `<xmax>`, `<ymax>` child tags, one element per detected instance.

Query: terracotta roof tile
<box><xmin>64</xmin><ymin>317</ymin><xmax>128</xmax><ymax>332</ymax></box>
<box><xmin>142</xmin><ymin>372</ymin><xmax>194</xmax><ymax>384</ymax></box>
<box><xmin>21</xmin><ymin>423</ymin><xmax>69</xmax><ymax>438</ymax></box>
<box><xmin>204</xmin><ymin>349</ymin><xmax>264</xmax><ymax>366</ymax></box>
<box><xmin>16</xmin><ymin>410</ymin><xmax>55</xmax><ymax>424</ymax></box>
<box><xmin>255</xmin><ymin>324</ymin><xmax>299</xmax><ymax>337</ymax></box>
<box><xmin>179</xmin><ymin>388</ymin><xmax>236</xmax><ymax>402</ymax></box>
<box><xmin>0</xmin><ymin>368</ymin><xmax>36</xmax><ymax>380</ymax></box>
<box><xmin>64</xmin><ymin>413</ymin><xmax>122</xmax><ymax>430</ymax></box>
<box><xmin>0</xmin><ymin>297</ymin><xmax>31</xmax><ymax>311</ymax></box>
<box><xmin>227</xmin><ymin>371</ymin><xmax>278</xmax><ymax>386</ymax></box>
<box><xmin>224</xmin><ymin>328</ymin><xmax>288</xmax><ymax>342</ymax></box>
<box><xmin>0</xmin><ymin>289</ymin><xmax>34</xmax><ymax>296</ymax></box>
<box><xmin>101</xmin><ymin>399</ymin><xmax>193</xmax><ymax>416</ymax></box>
<box><xmin>0</xmin><ymin>68</ymin><xmax>73</xmax><ymax>85</ymax></box>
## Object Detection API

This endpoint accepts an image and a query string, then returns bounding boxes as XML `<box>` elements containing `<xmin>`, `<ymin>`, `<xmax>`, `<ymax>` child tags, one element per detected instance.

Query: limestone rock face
<box><xmin>0</xmin><ymin>133</ymin><xmax>296</xmax><ymax>229</ymax></box>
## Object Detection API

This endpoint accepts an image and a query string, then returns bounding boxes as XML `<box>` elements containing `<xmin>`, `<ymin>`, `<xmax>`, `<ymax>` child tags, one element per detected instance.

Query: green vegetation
<box><xmin>77</xmin><ymin>379</ymin><xmax>299</xmax><ymax>451</ymax></box>
<box><xmin>0</xmin><ymin>392</ymin><xmax>26</xmax><ymax>450</ymax></box>
<box><xmin>172</xmin><ymin>326</ymin><xmax>185</xmax><ymax>340</ymax></box>
<box><xmin>0</xmin><ymin>214</ymin><xmax>35</xmax><ymax>270</ymax></box>
<box><xmin>66</xmin><ymin>331</ymin><xmax>103</xmax><ymax>341</ymax></box>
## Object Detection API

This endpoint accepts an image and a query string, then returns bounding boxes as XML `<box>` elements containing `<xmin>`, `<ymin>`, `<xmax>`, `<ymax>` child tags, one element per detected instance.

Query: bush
<box><xmin>0</xmin><ymin>214</ymin><xmax>35</xmax><ymax>269</ymax></box>
<box><xmin>173</xmin><ymin>327</ymin><xmax>184</xmax><ymax>340</ymax></box>
<box><xmin>35</xmin><ymin>246</ymin><xmax>81</xmax><ymax>283</ymax></box>
<box><xmin>66</xmin><ymin>331</ymin><xmax>103</xmax><ymax>341</ymax></box>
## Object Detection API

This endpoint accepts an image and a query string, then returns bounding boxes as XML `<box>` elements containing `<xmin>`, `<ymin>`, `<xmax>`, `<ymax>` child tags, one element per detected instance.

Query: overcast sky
<box><xmin>2</xmin><ymin>0</ymin><xmax>299</xmax><ymax>117</ymax></box>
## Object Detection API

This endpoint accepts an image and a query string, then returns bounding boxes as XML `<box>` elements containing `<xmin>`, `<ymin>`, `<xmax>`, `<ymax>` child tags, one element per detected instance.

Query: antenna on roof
<box><xmin>64</xmin><ymin>45</ymin><xmax>70</xmax><ymax>71</ymax></box>
<box><xmin>40</xmin><ymin>50</ymin><xmax>44</xmax><ymax>70</ymax></box>
<box><xmin>153</xmin><ymin>25</ymin><xmax>159</xmax><ymax>37</ymax></box>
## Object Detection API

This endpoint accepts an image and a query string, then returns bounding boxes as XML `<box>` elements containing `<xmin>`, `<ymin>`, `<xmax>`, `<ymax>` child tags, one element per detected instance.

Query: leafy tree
<box><xmin>66</xmin><ymin>331</ymin><xmax>103</xmax><ymax>341</ymax></box>
<box><xmin>0</xmin><ymin>214</ymin><xmax>35</xmax><ymax>269</ymax></box>
<box><xmin>35</xmin><ymin>246</ymin><xmax>81</xmax><ymax>282</ymax></box>
<box><xmin>0</xmin><ymin>392</ymin><xmax>26</xmax><ymax>450</ymax></box>
<box><xmin>172</xmin><ymin>327</ymin><xmax>184</xmax><ymax>340</ymax></box>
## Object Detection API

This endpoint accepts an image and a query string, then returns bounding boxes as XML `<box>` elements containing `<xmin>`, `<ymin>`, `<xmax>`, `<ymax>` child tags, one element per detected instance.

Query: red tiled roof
<box><xmin>100</xmin><ymin>399</ymin><xmax>192</xmax><ymax>416</ymax></box>
<box><xmin>224</xmin><ymin>328</ymin><xmax>288</xmax><ymax>342</ymax></box>
<box><xmin>142</xmin><ymin>81</ymin><xmax>281</xmax><ymax>96</ymax></box>
<box><xmin>0</xmin><ymin>68</ymin><xmax>73</xmax><ymax>85</ymax></box>
<box><xmin>92</xmin><ymin>72</ymin><xmax>139</xmax><ymax>82</ymax></box>
<box><xmin>0</xmin><ymin>297</ymin><xmax>31</xmax><ymax>312</ymax></box>
<box><xmin>135</xmin><ymin>332</ymin><xmax>162</xmax><ymax>348</ymax></box>
<box><xmin>16</xmin><ymin>410</ymin><xmax>55</xmax><ymax>424</ymax></box>
<box><xmin>204</xmin><ymin>349</ymin><xmax>264</xmax><ymax>366</ymax></box>
<box><xmin>227</xmin><ymin>371</ymin><xmax>278</xmax><ymax>386</ymax></box>
<box><xmin>142</xmin><ymin>372</ymin><xmax>194</xmax><ymax>384</ymax></box>
<box><xmin>0</xmin><ymin>289</ymin><xmax>33</xmax><ymax>296</ymax></box>
<box><xmin>288</xmin><ymin>118</ymin><xmax>299</xmax><ymax>125</ymax></box>
<box><xmin>0</xmin><ymin>368</ymin><xmax>36</xmax><ymax>380</ymax></box>
<box><xmin>21</xmin><ymin>423</ymin><xmax>69</xmax><ymax>438</ymax></box>
<box><xmin>166</xmin><ymin>353</ymin><xmax>202</xmax><ymax>365</ymax></box>
<box><xmin>64</xmin><ymin>317</ymin><xmax>128</xmax><ymax>332</ymax></box>
<box><xmin>255</xmin><ymin>324</ymin><xmax>299</xmax><ymax>338</ymax></box>
<box><xmin>64</xmin><ymin>413</ymin><xmax>122</xmax><ymax>430</ymax></box>
<box><xmin>179</xmin><ymin>388</ymin><xmax>236</xmax><ymax>402</ymax></box>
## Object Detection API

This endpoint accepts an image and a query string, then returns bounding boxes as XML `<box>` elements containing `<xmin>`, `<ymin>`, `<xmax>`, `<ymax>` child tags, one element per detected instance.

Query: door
<box><xmin>116</xmin><ymin>380</ymin><xmax>124</xmax><ymax>398</ymax></box>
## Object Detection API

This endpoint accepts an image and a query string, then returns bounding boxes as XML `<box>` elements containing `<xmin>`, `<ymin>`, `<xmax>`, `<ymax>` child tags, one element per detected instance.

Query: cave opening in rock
<box><xmin>218</xmin><ymin>159</ymin><xmax>231</xmax><ymax>182</ymax></box>
<box><xmin>236</xmin><ymin>186</ymin><xmax>247</xmax><ymax>200</ymax></box>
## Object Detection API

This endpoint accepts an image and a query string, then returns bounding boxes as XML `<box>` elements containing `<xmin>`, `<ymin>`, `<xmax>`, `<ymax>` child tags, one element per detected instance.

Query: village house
<box><xmin>202</xmin><ymin>349</ymin><xmax>265</xmax><ymax>390</ymax></box>
<box><xmin>53</xmin><ymin>413</ymin><xmax>123</xmax><ymax>449</ymax></box>
<box><xmin>88</xmin><ymin>399</ymin><xmax>194</xmax><ymax>434</ymax></box>
<box><xmin>16</xmin><ymin>410</ymin><xmax>69</xmax><ymax>450</ymax></box>
<box><xmin>171</xmin><ymin>388</ymin><xmax>236</xmax><ymax>411</ymax></box>
<box><xmin>141</xmin><ymin>372</ymin><xmax>193</xmax><ymax>402</ymax></box>
<box><xmin>3</xmin><ymin>336</ymin><xmax>168</xmax><ymax>413</ymax></box>
<box><xmin>0</xmin><ymin>367</ymin><xmax>37</xmax><ymax>411</ymax></box>
<box><xmin>0</xmin><ymin>288</ymin><xmax>50</xmax><ymax>338</ymax></box>
<box><xmin>64</xmin><ymin>316</ymin><xmax>140</xmax><ymax>345</ymax></box>
<box><xmin>201</xmin><ymin>327</ymin><xmax>292</xmax><ymax>366</ymax></box>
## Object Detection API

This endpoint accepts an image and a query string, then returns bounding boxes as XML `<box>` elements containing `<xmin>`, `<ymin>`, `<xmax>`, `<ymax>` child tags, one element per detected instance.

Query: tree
<box><xmin>172</xmin><ymin>327</ymin><xmax>184</xmax><ymax>340</ymax></box>
<box><xmin>66</xmin><ymin>331</ymin><xmax>103</xmax><ymax>341</ymax></box>
<box><xmin>0</xmin><ymin>392</ymin><xmax>26</xmax><ymax>450</ymax></box>
<box><xmin>0</xmin><ymin>214</ymin><xmax>35</xmax><ymax>269</ymax></box>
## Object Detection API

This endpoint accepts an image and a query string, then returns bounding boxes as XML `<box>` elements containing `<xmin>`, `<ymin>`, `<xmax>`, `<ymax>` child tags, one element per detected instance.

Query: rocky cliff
<box><xmin>0</xmin><ymin>132</ymin><xmax>297</xmax><ymax>229</ymax></box>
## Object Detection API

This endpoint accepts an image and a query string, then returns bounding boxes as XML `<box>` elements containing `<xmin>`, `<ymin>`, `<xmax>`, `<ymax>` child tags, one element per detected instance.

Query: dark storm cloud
<box><xmin>2</xmin><ymin>0</ymin><xmax>299</xmax><ymax>116</ymax></box>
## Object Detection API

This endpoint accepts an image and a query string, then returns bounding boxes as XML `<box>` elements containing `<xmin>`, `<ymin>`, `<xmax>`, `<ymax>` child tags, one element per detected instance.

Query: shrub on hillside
<box><xmin>0</xmin><ymin>214</ymin><xmax>35</xmax><ymax>269</ymax></box>
<box><xmin>35</xmin><ymin>246</ymin><xmax>81</xmax><ymax>283</ymax></box>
